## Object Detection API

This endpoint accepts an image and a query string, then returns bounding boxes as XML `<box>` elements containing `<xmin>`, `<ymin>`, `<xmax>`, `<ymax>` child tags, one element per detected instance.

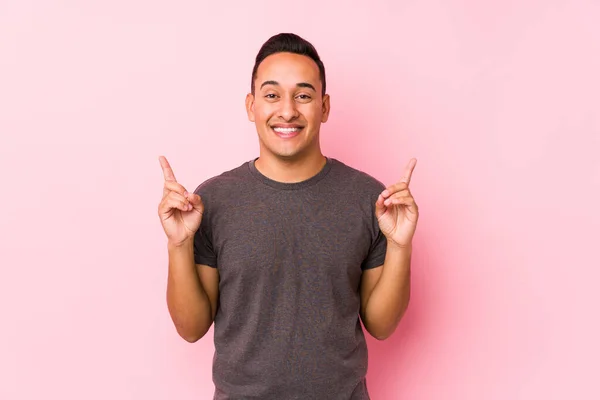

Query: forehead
<box><xmin>255</xmin><ymin>52</ymin><xmax>321</xmax><ymax>89</ymax></box>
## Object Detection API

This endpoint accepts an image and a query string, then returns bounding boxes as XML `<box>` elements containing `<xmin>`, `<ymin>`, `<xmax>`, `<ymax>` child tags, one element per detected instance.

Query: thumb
<box><xmin>189</xmin><ymin>193</ymin><xmax>203</xmax><ymax>209</ymax></box>
<box><xmin>375</xmin><ymin>193</ymin><xmax>386</xmax><ymax>219</ymax></box>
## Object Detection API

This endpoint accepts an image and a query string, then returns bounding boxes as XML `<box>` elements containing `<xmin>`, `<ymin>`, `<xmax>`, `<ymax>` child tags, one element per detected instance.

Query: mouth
<box><xmin>271</xmin><ymin>125</ymin><xmax>304</xmax><ymax>139</ymax></box>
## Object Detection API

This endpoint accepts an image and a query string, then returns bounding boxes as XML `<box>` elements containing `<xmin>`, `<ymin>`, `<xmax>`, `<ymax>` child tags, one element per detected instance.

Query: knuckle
<box><xmin>165</xmin><ymin>181</ymin><xmax>185</xmax><ymax>193</ymax></box>
<box><xmin>158</xmin><ymin>201</ymin><xmax>167</xmax><ymax>213</ymax></box>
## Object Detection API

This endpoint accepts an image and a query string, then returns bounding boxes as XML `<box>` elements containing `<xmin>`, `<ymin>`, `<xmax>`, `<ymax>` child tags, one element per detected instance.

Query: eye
<box><xmin>264</xmin><ymin>93</ymin><xmax>278</xmax><ymax>99</ymax></box>
<box><xmin>296</xmin><ymin>94</ymin><xmax>312</xmax><ymax>101</ymax></box>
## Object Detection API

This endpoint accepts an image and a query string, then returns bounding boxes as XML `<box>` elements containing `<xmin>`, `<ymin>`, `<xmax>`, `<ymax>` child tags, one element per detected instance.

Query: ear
<box><xmin>245</xmin><ymin>93</ymin><xmax>255</xmax><ymax>122</ymax></box>
<box><xmin>321</xmin><ymin>94</ymin><xmax>331</xmax><ymax>123</ymax></box>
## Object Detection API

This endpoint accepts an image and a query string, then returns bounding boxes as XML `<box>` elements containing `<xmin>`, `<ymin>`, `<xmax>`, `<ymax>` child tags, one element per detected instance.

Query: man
<box><xmin>158</xmin><ymin>33</ymin><xmax>418</xmax><ymax>399</ymax></box>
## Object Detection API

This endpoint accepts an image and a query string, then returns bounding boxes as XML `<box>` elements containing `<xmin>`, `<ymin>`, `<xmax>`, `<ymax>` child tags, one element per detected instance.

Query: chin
<box><xmin>258</xmin><ymin>133</ymin><xmax>318</xmax><ymax>161</ymax></box>
<box><xmin>272</xmin><ymin>150</ymin><xmax>303</xmax><ymax>160</ymax></box>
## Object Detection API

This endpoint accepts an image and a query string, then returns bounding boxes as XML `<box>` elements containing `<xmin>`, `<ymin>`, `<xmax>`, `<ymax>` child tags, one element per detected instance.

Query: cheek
<box><xmin>255</xmin><ymin>105</ymin><xmax>274</xmax><ymax>122</ymax></box>
<box><xmin>302</xmin><ymin>105</ymin><xmax>321</xmax><ymax>123</ymax></box>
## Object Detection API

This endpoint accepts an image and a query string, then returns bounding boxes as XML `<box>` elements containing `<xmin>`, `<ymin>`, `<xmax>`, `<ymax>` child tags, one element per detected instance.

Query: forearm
<box><xmin>166</xmin><ymin>238</ymin><xmax>213</xmax><ymax>342</ymax></box>
<box><xmin>362</xmin><ymin>241</ymin><xmax>412</xmax><ymax>340</ymax></box>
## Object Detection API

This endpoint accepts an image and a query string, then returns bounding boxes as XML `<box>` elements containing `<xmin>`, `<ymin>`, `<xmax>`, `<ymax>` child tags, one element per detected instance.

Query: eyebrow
<box><xmin>260</xmin><ymin>80</ymin><xmax>316</xmax><ymax>92</ymax></box>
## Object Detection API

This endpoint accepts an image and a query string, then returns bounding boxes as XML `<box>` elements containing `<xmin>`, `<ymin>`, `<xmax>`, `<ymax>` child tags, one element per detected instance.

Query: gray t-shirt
<box><xmin>193</xmin><ymin>157</ymin><xmax>388</xmax><ymax>399</ymax></box>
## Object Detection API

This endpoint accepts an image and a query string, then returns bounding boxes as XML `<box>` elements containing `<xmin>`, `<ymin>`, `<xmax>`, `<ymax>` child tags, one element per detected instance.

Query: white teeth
<box><xmin>273</xmin><ymin>127</ymin><xmax>300</xmax><ymax>134</ymax></box>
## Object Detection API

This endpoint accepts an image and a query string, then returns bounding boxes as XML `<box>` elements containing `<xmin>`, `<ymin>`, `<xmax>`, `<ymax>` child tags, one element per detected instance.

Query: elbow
<box><xmin>167</xmin><ymin>304</ymin><xmax>213</xmax><ymax>343</ymax></box>
<box><xmin>175</xmin><ymin>322</ymin><xmax>210</xmax><ymax>343</ymax></box>
<box><xmin>369</xmin><ymin>327</ymin><xmax>394</xmax><ymax>341</ymax></box>
<box><xmin>362</xmin><ymin>318</ymin><xmax>395</xmax><ymax>341</ymax></box>
<box><xmin>361</xmin><ymin>312</ymin><xmax>394</xmax><ymax>341</ymax></box>
<box><xmin>364</xmin><ymin>305</ymin><xmax>410</xmax><ymax>341</ymax></box>
<box><xmin>374</xmin><ymin>330</ymin><xmax>393</xmax><ymax>341</ymax></box>
<box><xmin>181</xmin><ymin>333</ymin><xmax>202</xmax><ymax>343</ymax></box>
<box><xmin>178</xmin><ymin>328</ymin><xmax>207</xmax><ymax>343</ymax></box>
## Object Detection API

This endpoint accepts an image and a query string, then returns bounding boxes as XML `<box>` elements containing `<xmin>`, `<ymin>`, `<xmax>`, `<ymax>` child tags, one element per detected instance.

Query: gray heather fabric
<box><xmin>193</xmin><ymin>157</ymin><xmax>387</xmax><ymax>400</ymax></box>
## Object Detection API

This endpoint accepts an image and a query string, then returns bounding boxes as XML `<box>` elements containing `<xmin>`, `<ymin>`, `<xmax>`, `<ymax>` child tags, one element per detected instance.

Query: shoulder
<box><xmin>329</xmin><ymin>158</ymin><xmax>386</xmax><ymax>195</ymax></box>
<box><xmin>192</xmin><ymin>161</ymin><xmax>253</xmax><ymax>199</ymax></box>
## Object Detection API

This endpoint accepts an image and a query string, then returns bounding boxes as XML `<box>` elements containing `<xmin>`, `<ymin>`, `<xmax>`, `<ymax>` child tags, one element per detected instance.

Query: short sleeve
<box><xmin>361</xmin><ymin>228</ymin><xmax>387</xmax><ymax>270</ymax></box>
<box><xmin>193</xmin><ymin>222</ymin><xmax>217</xmax><ymax>268</ymax></box>
<box><xmin>360</xmin><ymin>182</ymin><xmax>388</xmax><ymax>270</ymax></box>
<box><xmin>192</xmin><ymin>183</ymin><xmax>217</xmax><ymax>268</ymax></box>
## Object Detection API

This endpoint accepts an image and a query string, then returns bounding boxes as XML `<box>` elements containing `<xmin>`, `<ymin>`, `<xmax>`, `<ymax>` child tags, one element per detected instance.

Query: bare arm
<box><xmin>362</xmin><ymin>158</ymin><xmax>418</xmax><ymax>340</ymax></box>
<box><xmin>359</xmin><ymin>242</ymin><xmax>411</xmax><ymax>340</ymax></box>
<box><xmin>157</xmin><ymin>155</ymin><xmax>219</xmax><ymax>343</ymax></box>
<box><xmin>166</xmin><ymin>237</ymin><xmax>219</xmax><ymax>343</ymax></box>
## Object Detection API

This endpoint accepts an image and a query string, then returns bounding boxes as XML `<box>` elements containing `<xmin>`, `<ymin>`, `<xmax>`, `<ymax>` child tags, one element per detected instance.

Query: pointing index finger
<box><xmin>159</xmin><ymin>155</ymin><xmax>177</xmax><ymax>182</ymax></box>
<box><xmin>401</xmin><ymin>158</ymin><xmax>417</xmax><ymax>185</ymax></box>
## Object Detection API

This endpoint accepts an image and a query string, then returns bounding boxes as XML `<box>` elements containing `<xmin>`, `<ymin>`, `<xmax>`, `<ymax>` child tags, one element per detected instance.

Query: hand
<box><xmin>375</xmin><ymin>158</ymin><xmax>419</xmax><ymax>248</ymax></box>
<box><xmin>157</xmin><ymin>156</ymin><xmax>204</xmax><ymax>246</ymax></box>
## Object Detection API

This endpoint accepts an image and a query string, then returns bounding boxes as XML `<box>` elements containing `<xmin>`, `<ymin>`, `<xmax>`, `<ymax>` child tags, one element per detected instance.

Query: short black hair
<box><xmin>251</xmin><ymin>33</ymin><xmax>326</xmax><ymax>97</ymax></box>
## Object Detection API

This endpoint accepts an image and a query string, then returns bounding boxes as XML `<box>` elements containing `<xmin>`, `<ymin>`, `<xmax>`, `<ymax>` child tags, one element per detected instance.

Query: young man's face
<box><xmin>246</xmin><ymin>52</ymin><xmax>330</xmax><ymax>162</ymax></box>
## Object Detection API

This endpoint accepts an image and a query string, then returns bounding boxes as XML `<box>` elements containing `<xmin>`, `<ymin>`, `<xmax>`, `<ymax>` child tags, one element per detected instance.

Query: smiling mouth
<box><xmin>271</xmin><ymin>126</ymin><xmax>304</xmax><ymax>138</ymax></box>
<box><xmin>272</xmin><ymin>126</ymin><xmax>303</xmax><ymax>134</ymax></box>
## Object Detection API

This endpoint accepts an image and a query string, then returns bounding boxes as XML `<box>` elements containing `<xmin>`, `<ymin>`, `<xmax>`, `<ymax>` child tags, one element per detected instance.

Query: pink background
<box><xmin>1</xmin><ymin>1</ymin><xmax>599</xmax><ymax>399</ymax></box>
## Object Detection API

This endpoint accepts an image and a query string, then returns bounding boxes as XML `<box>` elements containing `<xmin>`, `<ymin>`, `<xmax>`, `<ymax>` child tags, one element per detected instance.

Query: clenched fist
<box><xmin>158</xmin><ymin>156</ymin><xmax>204</xmax><ymax>247</ymax></box>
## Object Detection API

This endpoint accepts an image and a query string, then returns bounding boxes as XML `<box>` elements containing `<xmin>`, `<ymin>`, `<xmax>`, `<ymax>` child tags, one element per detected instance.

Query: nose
<box><xmin>278</xmin><ymin>96</ymin><xmax>299</xmax><ymax>121</ymax></box>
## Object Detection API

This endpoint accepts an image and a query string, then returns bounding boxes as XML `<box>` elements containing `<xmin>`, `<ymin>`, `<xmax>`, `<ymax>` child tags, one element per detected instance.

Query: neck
<box><xmin>254</xmin><ymin>151</ymin><xmax>327</xmax><ymax>183</ymax></box>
